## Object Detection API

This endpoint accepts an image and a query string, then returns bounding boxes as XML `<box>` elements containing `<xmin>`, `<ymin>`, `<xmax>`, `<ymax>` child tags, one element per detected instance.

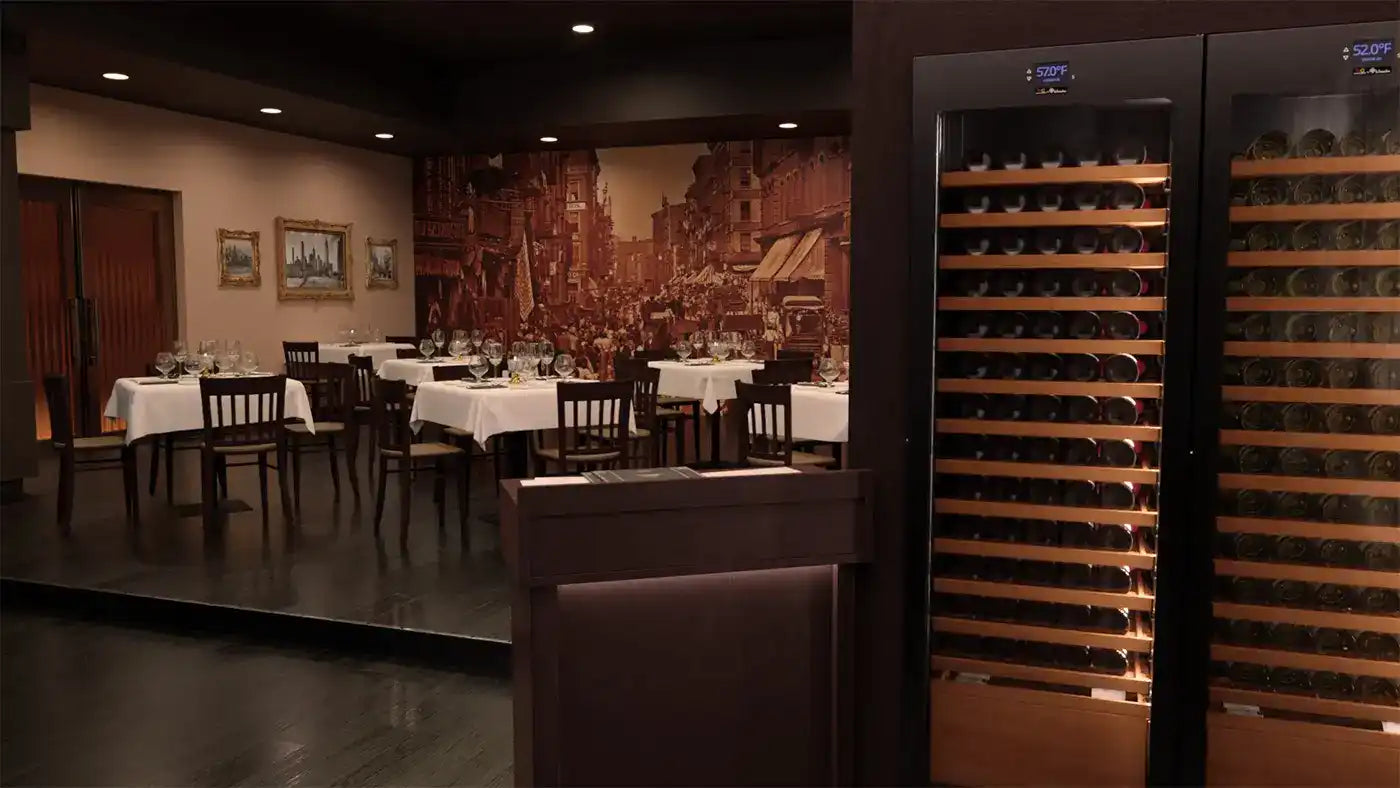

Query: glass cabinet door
<box><xmin>913</xmin><ymin>36</ymin><xmax>1202</xmax><ymax>788</ymax></box>
<box><xmin>1200</xmin><ymin>22</ymin><xmax>1399</xmax><ymax>788</ymax></box>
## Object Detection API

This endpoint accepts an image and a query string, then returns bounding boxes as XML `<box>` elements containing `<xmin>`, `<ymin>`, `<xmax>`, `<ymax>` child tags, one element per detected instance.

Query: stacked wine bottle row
<box><xmin>1211</xmin><ymin>150</ymin><xmax>1400</xmax><ymax>731</ymax></box>
<box><xmin>931</xmin><ymin>156</ymin><xmax>1171</xmax><ymax>703</ymax></box>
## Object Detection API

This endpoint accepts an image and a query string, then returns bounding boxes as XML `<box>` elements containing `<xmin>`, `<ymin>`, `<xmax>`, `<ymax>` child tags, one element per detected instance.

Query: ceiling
<box><xmin>6</xmin><ymin>1</ymin><xmax>852</xmax><ymax>155</ymax></box>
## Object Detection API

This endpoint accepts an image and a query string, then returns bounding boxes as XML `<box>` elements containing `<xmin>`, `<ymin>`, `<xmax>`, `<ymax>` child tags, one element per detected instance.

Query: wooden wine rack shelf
<box><xmin>1211</xmin><ymin>644</ymin><xmax>1400</xmax><ymax>680</ymax></box>
<box><xmin>938</xmin><ymin>296</ymin><xmax>1165</xmax><ymax>311</ymax></box>
<box><xmin>1229</xmin><ymin>203</ymin><xmax>1400</xmax><ymax>222</ymax></box>
<box><xmin>938</xmin><ymin>418</ymin><xmax>1161</xmax><ymax>441</ymax></box>
<box><xmin>938</xmin><ymin>378</ymin><xmax>1163</xmax><ymax>398</ymax></box>
<box><xmin>1215</xmin><ymin>516</ymin><xmax>1399</xmax><ymax>544</ymax></box>
<box><xmin>943</xmin><ymin>163</ymin><xmax>1171</xmax><ymax>187</ymax></box>
<box><xmin>935</xmin><ymin>498</ymin><xmax>1159</xmax><ymax>527</ymax></box>
<box><xmin>934</xmin><ymin>537</ymin><xmax>1157</xmax><ymax>570</ymax></box>
<box><xmin>1231</xmin><ymin>155</ymin><xmax>1400</xmax><ymax>177</ymax></box>
<box><xmin>934</xmin><ymin>616</ymin><xmax>1153</xmax><ymax>652</ymax></box>
<box><xmin>1221</xmin><ymin>385</ymin><xmax>1400</xmax><ymax>406</ymax></box>
<box><xmin>1218</xmin><ymin>430</ymin><xmax>1400</xmax><ymax>452</ymax></box>
<box><xmin>930</xmin><ymin>654</ymin><xmax>1152</xmax><ymax>694</ymax></box>
<box><xmin>941</xmin><ymin>338</ymin><xmax>1164</xmax><ymax>354</ymax></box>
<box><xmin>1217</xmin><ymin>472</ymin><xmax>1400</xmax><ymax>498</ymax></box>
<box><xmin>1210</xmin><ymin>686</ymin><xmax>1400</xmax><ymax>725</ymax></box>
<box><xmin>936</xmin><ymin>459</ymin><xmax>1158</xmax><ymax>485</ymax></box>
<box><xmin>1226</xmin><ymin>297</ymin><xmax>1400</xmax><ymax>312</ymax></box>
<box><xmin>940</xmin><ymin>253</ymin><xmax>1167</xmax><ymax>270</ymax></box>
<box><xmin>1213</xmin><ymin>601</ymin><xmax>1400</xmax><ymax>635</ymax></box>
<box><xmin>1227</xmin><ymin>250</ymin><xmax>1400</xmax><ymax>268</ymax></box>
<box><xmin>1223</xmin><ymin>341</ymin><xmax>1400</xmax><ymax>359</ymax></box>
<box><xmin>934</xmin><ymin>577</ymin><xmax>1155</xmax><ymax>611</ymax></box>
<box><xmin>1215</xmin><ymin>558</ymin><xmax>1400</xmax><ymax>590</ymax></box>
<box><xmin>941</xmin><ymin>208</ymin><xmax>1168</xmax><ymax>228</ymax></box>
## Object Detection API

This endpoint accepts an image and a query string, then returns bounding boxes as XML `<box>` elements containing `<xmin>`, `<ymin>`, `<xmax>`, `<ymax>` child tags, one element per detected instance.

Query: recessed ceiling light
<box><xmin>571</xmin><ymin>23</ymin><xmax>594</xmax><ymax>34</ymax></box>
<box><xmin>102</xmin><ymin>72</ymin><xmax>130</xmax><ymax>81</ymax></box>
<box><xmin>260</xmin><ymin>107</ymin><xmax>283</xmax><ymax>115</ymax></box>
<box><xmin>778</xmin><ymin>122</ymin><xmax>798</xmax><ymax>130</ymax></box>
<box><xmin>375</xmin><ymin>133</ymin><xmax>394</xmax><ymax>139</ymax></box>
<box><xmin>540</xmin><ymin>136</ymin><xmax>559</xmax><ymax>143</ymax></box>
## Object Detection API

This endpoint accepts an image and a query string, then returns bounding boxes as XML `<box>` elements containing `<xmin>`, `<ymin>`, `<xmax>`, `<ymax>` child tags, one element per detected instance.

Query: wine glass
<box><xmin>419</xmin><ymin>338</ymin><xmax>435</xmax><ymax>361</ymax></box>
<box><xmin>713</xmin><ymin>337</ymin><xmax>730</xmax><ymax>361</ymax></box>
<box><xmin>431</xmin><ymin>329</ymin><xmax>445</xmax><ymax>357</ymax></box>
<box><xmin>470</xmin><ymin>329</ymin><xmax>484</xmax><ymax>351</ymax></box>
<box><xmin>239</xmin><ymin>350</ymin><xmax>259</xmax><ymax>375</ymax></box>
<box><xmin>468</xmin><ymin>353</ymin><xmax>488</xmax><ymax>383</ymax></box>
<box><xmin>183</xmin><ymin>353</ymin><xmax>203</xmax><ymax>377</ymax></box>
<box><xmin>554</xmin><ymin>353</ymin><xmax>575</xmax><ymax>379</ymax></box>
<box><xmin>741</xmin><ymin>339</ymin><xmax>756</xmax><ymax>361</ymax></box>
<box><xmin>485</xmin><ymin>340</ymin><xmax>504</xmax><ymax>377</ymax></box>
<box><xmin>690</xmin><ymin>332</ymin><xmax>706</xmax><ymax>360</ymax></box>
<box><xmin>818</xmin><ymin>358</ymin><xmax>840</xmax><ymax>387</ymax></box>
<box><xmin>538</xmin><ymin>340</ymin><xmax>554</xmax><ymax>376</ymax></box>
<box><xmin>448</xmin><ymin>338</ymin><xmax>466</xmax><ymax>360</ymax></box>
<box><xmin>452</xmin><ymin>329</ymin><xmax>466</xmax><ymax>345</ymax></box>
<box><xmin>154</xmin><ymin>351</ymin><xmax>176</xmax><ymax>379</ymax></box>
<box><xmin>676</xmin><ymin>341</ymin><xmax>693</xmax><ymax>362</ymax></box>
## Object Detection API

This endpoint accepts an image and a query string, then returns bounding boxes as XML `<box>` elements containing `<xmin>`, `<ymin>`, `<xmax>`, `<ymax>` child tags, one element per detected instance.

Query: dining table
<box><xmin>318</xmin><ymin>342</ymin><xmax>414</xmax><ymax>371</ymax></box>
<box><xmin>104</xmin><ymin>374</ymin><xmax>316</xmax><ymax>443</ymax></box>
<box><xmin>377</xmin><ymin>357</ymin><xmax>477</xmax><ymax>386</ymax></box>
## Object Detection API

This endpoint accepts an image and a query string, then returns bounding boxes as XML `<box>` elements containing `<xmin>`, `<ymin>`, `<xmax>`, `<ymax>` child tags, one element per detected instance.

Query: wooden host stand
<box><xmin>502</xmin><ymin>469</ymin><xmax>873</xmax><ymax>787</ymax></box>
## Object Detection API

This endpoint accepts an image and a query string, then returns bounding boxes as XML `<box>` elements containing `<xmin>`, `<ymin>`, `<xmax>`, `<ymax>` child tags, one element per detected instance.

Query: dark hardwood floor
<box><xmin>1</xmin><ymin>439</ymin><xmax>511</xmax><ymax>641</ymax></box>
<box><xmin>0</xmin><ymin>610</ymin><xmax>514</xmax><ymax>786</ymax></box>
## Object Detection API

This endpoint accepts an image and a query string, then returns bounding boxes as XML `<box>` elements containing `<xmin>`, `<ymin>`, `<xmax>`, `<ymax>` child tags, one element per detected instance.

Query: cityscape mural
<box><xmin>412</xmin><ymin>137</ymin><xmax>850</xmax><ymax>377</ymax></box>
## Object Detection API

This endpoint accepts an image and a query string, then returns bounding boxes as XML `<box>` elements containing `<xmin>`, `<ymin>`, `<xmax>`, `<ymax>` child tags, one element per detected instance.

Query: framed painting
<box><xmin>366</xmin><ymin>237</ymin><xmax>398</xmax><ymax>289</ymax></box>
<box><xmin>276</xmin><ymin>217</ymin><xmax>353</xmax><ymax>300</ymax></box>
<box><xmin>217</xmin><ymin>228</ymin><xmax>260</xmax><ymax>287</ymax></box>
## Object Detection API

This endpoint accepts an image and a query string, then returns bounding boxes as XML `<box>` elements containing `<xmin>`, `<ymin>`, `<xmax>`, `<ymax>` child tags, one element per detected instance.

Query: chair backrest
<box><xmin>42</xmin><ymin>375</ymin><xmax>75</xmax><ymax>449</ymax></box>
<box><xmin>432</xmin><ymin>364</ymin><xmax>474</xmax><ymax>382</ymax></box>
<box><xmin>303</xmin><ymin>362</ymin><xmax>354</xmax><ymax>424</ymax></box>
<box><xmin>385</xmin><ymin>335</ymin><xmax>418</xmax><ymax>346</ymax></box>
<box><xmin>395</xmin><ymin>347</ymin><xmax>421</xmax><ymax>360</ymax></box>
<box><xmin>283</xmin><ymin>341</ymin><xmax>320</xmax><ymax>380</ymax></box>
<box><xmin>723</xmin><ymin>313</ymin><xmax>764</xmax><ymax>333</ymax></box>
<box><xmin>629</xmin><ymin>348</ymin><xmax>674</xmax><ymax>361</ymax></box>
<box><xmin>348</xmin><ymin>355</ymin><xmax>375</xmax><ymax>406</ymax></box>
<box><xmin>734</xmin><ymin>380</ymin><xmax>794</xmax><ymax>467</ymax></box>
<box><xmin>613</xmin><ymin>361</ymin><xmax>660</xmax><ymax>431</ymax></box>
<box><xmin>761</xmin><ymin>357</ymin><xmax>812</xmax><ymax>384</ymax></box>
<box><xmin>372</xmin><ymin>378</ymin><xmax>414</xmax><ymax>455</ymax></box>
<box><xmin>776</xmin><ymin>348</ymin><xmax>816</xmax><ymax>364</ymax></box>
<box><xmin>555</xmin><ymin>381</ymin><xmax>633</xmax><ymax>467</ymax></box>
<box><xmin>198</xmin><ymin>375</ymin><xmax>288</xmax><ymax>450</ymax></box>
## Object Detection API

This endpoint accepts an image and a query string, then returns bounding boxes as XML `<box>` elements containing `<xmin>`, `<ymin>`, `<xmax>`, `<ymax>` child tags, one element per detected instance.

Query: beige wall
<box><xmin>16</xmin><ymin>85</ymin><xmax>415</xmax><ymax>370</ymax></box>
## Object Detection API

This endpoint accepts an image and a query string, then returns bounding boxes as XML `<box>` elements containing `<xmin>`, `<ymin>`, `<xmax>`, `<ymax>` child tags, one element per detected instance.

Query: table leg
<box><xmin>709</xmin><ymin>407</ymin><xmax>722</xmax><ymax>464</ymax></box>
<box><xmin>503</xmin><ymin>432</ymin><xmax>530</xmax><ymax>479</ymax></box>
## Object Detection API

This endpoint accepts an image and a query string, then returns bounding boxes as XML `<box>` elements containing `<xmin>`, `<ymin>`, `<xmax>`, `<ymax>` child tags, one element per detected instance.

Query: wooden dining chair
<box><xmin>43</xmin><ymin>375</ymin><xmax>138</xmax><ymax>530</ymax></box>
<box><xmin>533</xmin><ymin>381</ymin><xmax>633</xmax><ymax>474</ymax></box>
<box><xmin>776</xmin><ymin>348</ymin><xmax>816</xmax><ymax>364</ymax></box>
<box><xmin>612</xmin><ymin>358</ymin><xmax>672</xmax><ymax>467</ymax></box>
<box><xmin>198</xmin><ymin>375</ymin><xmax>294</xmax><ymax>528</ymax></box>
<box><xmin>282</xmin><ymin>341</ymin><xmax>320</xmax><ymax>381</ymax></box>
<box><xmin>395</xmin><ymin>347</ymin><xmax>422</xmax><ymax>360</ymax></box>
<box><xmin>760</xmin><ymin>357</ymin><xmax>813</xmax><ymax>384</ymax></box>
<box><xmin>620</xmin><ymin>352</ymin><xmax>700</xmax><ymax>464</ymax></box>
<box><xmin>733</xmin><ymin>381</ymin><xmax>834</xmax><ymax>468</ymax></box>
<box><xmin>372</xmin><ymin>378</ymin><xmax>469</xmax><ymax>545</ymax></box>
<box><xmin>385</xmin><ymin>335</ymin><xmax>418</xmax><ymax>346</ymax></box>
<box><xmin>144</xmin><ymin>363</ymin><xmax>203</xmax><ymax>503</ymax></box>
<box><xmin>428</xmin><ymin>364</ymin><xmax>506</xmax><ymax>493</ymax></box>
<box><xmin>287</xmin><ymin>362</ymin><xmax>359</xmax><ymax>512</ymax></box>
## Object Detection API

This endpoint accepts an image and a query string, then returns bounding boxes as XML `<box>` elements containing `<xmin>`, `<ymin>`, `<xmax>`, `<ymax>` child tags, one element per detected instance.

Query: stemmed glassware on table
<box><xmin>712</xmin><ymin>336</ymin><xmax>730</xmax><ymax>362</ymax></box>
<box><xmin>484</xmin><ymin>340</ymin><xmax>504</xmax><ymax>378</ymax></box>
<box><xmin>538</xmin><ymin>341</ymin><xmax>554</xmax><ymax>378</ymax></box>
<box><xmin>817</xmin><ymin>358</ymin><xmax>841</xmax><ymax>387</ymax></box>
<box><xmin>452</xmin><ymin>329</ymin><xmax>466</xmax><ymax>347</ymax></box>
<box><xmin>467</xmin><ymin>353</ymin><xmax>489</xmax><ymax>384</ymax></box>
<box><xmin>740</xmin><ymin>339</ymin><xmax>756</xmax><ymax>362</ymax></box>
<box><xmin>239</xmin><ymin>350</ymin><xmax>259</xmax><ymax>375</ymax></box>
<box><xmin>447</xmin><ymin>338</ymin><xmax>466</xmax><ymax>360</ymax></box>
<box><xmin>690</xmin><ymin>332</ymin><xmax>706</xmax><ymax>361</ymax></box>
<box><xmin>183</xmin><ymin>351</ymin><xmax>206</xmax><ymax>379</ymax></box>
<box><xmin>470</xmin><ymin>329</ymin><xmax>484</xmax><ymax>353</ymax></box>
<box><xmin>418</xmin><ymin>338</ymin><xmax>436</xmax><ymax>361</ymax></box>
<box><xmin>553</xmin><ymin>353</ymin><xmax>575</xmax><ymax>379</ymax></box>
<box><xmin>431</xmin><ymin>328</ymin><xmax>446</xmax><ymax>357</ymax></box>
<box><xmin>676</xmin><ymin>340</ymin><xmax>693</xmax><ymax>362</ymax></box>
<box><xmin>154</xmin><ymin>352</ymin><xmax>176</xmax><ymax>379</ymax></box>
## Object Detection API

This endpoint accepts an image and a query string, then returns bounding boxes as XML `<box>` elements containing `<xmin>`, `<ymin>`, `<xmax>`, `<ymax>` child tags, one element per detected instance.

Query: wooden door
<box><xmin>18</xmin><ymin>176</ymin><xmax>77</xmax><ymax>441</ymax></box>
<box><xmin>77</xmin><ymin>184</ymin><xmax>176</xmax><ymax>432</ymax></box>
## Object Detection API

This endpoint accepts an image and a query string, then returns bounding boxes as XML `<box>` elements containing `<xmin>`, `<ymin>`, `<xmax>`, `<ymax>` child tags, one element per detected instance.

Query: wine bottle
<box><xmin>1066</xmin><ymin>311</ymin><xmax>1101</xmax><ymax>339</ymax></box>
<box><xmin>953</xmin><ymin>313</ymin><xmax>991</xmax><ymax>338</ymax></box>
<box><xmin>963</xmin><ymin>233</ymin><xmax>992</xmax><ymax>256</ymax></box>
<box><xmin>1030</xmin><ymin>270</ymin><xmax>1066</xmax><ymax>296</ymax></box>
<box><xmin>987</xmin><ymin>394</ymin><xmax>1027</xmax><ymax>421</ymax></box>
<box><xmin>1313</xmin><ymin>583</ymin><xmax>1357</xmax><ymax>611</ymax></box>
<box><xmin>1362</xmin><ymin>541</ymin><xmax>1400</xmax><ymax>572</ymax></box>
<box><xmin>1357</xmin><ymin>632</ymin><xmax>1400</xmax><ymax>661</ymax></box>
<box><xmin>957</xmin><ymin>353</ymin><xmax>991</xmax><ymax>379</ymax></box>
<box><xmin>1320</xmin><ymin>494</ymin><xmax>1363</xmax><ymax>524</ymax></box>
<box><xmin>1226</xmin><ymin>662</ymin><xmax>1271</xmax><ymax>689</ymax></box>
<box><xmin>1240</xmin><ymin>358</ymin><xmax>1278</xmax><ymax>386</ymax></box>
<box><xmin>1366</xmin><ymin>359</ymin><xmax>1400</xmax><ymax>389</ymax></box>
<box><xmin>1265</xmin><ymin>623</ymin><xmax>1315</xmax><ymax>652</ymax></box>
<box><xmin>1274</xmin><ymin>535</ymin><xmax>1313</xmax><ymax>563</ymax></box>
<box><xmin>1033</xmin><ymin>229</ymin><xmax>1064</xmax><ymax>254</ymax></box>
<box><xmin>1281</xmin><ymin>312</ymin><xmax>1318</xmax><ymax>342</ymax></box>
<box><xmin>1020</xmin><ymin>437</ymin><xmax>1057</xmax><ymax>463</ymax></box>
<box><xmin>999</xmin><ymin>150</ymin><xmax>1028</xmax><ymax>170</ymax></box>
<box><xmin>1071</xmin><ymin>184</ymin><xmax>1103</xmax><ymax>211</ymax></box>
<box><xmin>1322</xmin><ymin>450</ymin><xmax>1366</xmax><ymax>479</ymax></box>
<box><xmin>1102</xmin><ymin>353</ymin><xmax>1144</xmax><ymax>383</ymax></box>
<box><xmin>962</xmin><ymin>189</ymin><xmax>992</xmax><ymax>214</ymax></box>
<box><xmin>1018</xmin><ymin>519</ymin><xmax>1060</xmax><ymax>546</ymax></box>
<box><xmin>1099</xmin><ymin>481</ymin><xmax>1137</xmax><ymax>510</ymax></box>
<box><xmin>1091</xmin><ymin>607</ymin><xmax>1131</xmax><ymax>633</ymax></box>
<box><xmin>1026</xmin><ymin>479</ymin><xmax>1061</xmax><ymax>505</ymax></box>
<box><xmin>1245</xmin><ymin>224</ymin><xmax>1286</xmax><ymax>252</ymax></box>
<box><xmin>1246</xmin><ymin>130</ymin><xmax>1289</xmax><ymax>159</ymax></box>
<box><xmin>1318</xmin><ymin>538</ymin><xmax>1364</xmax><ymax>567</ymax></box>
<box><xmin>1369</xmin><ymin>405</ymin><xmax>1400</xmax><ymax>434</ymax></box>
<box><xmin>1268</xmin><ymin>668</ymin><xmax>1312</xmax><ymax>694</ymax></box>
<box><xmin>1291</xmin><ymin>175</ymin><xmax>1332</xmax><ymax>205</ymax></box>
<box><xmin>1061</xmin><ymin>437</ymin><xmax>1097</xmax><ymax>465</ymax></box>
<box><xmin>1278</xmin><ymin>446</ymin><xmax>1320</xmax><ymax>476</ymax></box>
<box><xmin>1054</xmin><ymin>645</ymin><xmax>1094</xmax><ymax>671</ymax></box>
<box><xmin>1039</xmin><ymin>147</ymin><xmax>1066</xmax><ymax>168</ymax></box>
<box><xmin>1284</xmin><ymin>267</ymin><xmax>1324</xmax><ymax>296</ymax></box>
<box><xmin>1291</xmin><ymin>222</ymin><xmax>1329</xmax><ymax>251</ymax></box>
<box><xmin>1241</xmin><ymin>402</ymin><xmax>1282</xmax><ymax>430</ymax></box>
<box><xmin>1062</xmin><ymin>480</ymin><xmax>1098</xmax><ymax>507</ymax></box>
<box><xmin>1314</xmin><ymin>628</ymin><xmax>1359</xmax><ymax>656</ymax></box>
<box><xmin>1225</xmin><ymin>618</ymin><xmax>1269</xmax><ymax>645</ymax></box>
<box><xmin>1229</xmin><ymin>532</ymin><xmax>1274</xmax><ymax>561</ymax></box>
<box><xmin>1312</xmin><ymin>672</ymin><xmax>1356</xmax><ymax>700</ymax></box>
<box><xmin>1107</xmin><ymin>227</ymin><xmax>1146</xmax><ymax>254</ymax></box>
<box><xmin>1357</xmin><ymin>677</ymin><xmax>1400</xmax><ymax>705</ymax></box>
<box><xmin>1323</xmin><ymin>404</ymin><xmax>1364</xmax><ymax>433</ymax></box>
<box><xmin>1235</xmin><ymin>445</ymin><xmax>1275</xmax><ymax>474</ymax></box>
<box><xmin>1334</xmin><ymin>173</ymin><xmax>1373</xmax><ymax>204</ymax></box>
<box><xmin>964</xmin><ymin>150</ymin><xmax>992</xmax><ymax>171</ymax></box>
<box><xmin>1379</xmin><ymin>222</ymin><xmax>1400</xmax><ymax>251</ymax></box>
<box><xmin>1383</xmin><ymin>174</ymin><xmax>1400</xmax><ymax>203</ymax></box>
<box><xmin>1365</xmin><ymin>451</ymin><xmax>1398</xmax><ymax>480</ymax></box>
<box><xmin>1334</xmin><ymin>221</ymin><xmax>1365</xmax><ymax>251</ymax></box>
<box><xmin>1112</xmin><ymin>140</ymin><xmax>1148</xmax><ymax>165</ymax></box>
<box><xmin>1060</xmin><ymin>521</ymin><xmax>1096</xmax><ymax>547</ymax></box>
<box><xmin>990</xmin><ymin>353</ymin><xmax>1026</xmax><ymax>379</ymax></box>
<box><xmin>992</xmin><ymin>269</ymin><xmax>1025</xmax><ymax>297</ymax></box>
<box><xmin>1242</xmin><ymin>268</ymin><xmax>1283</xmax><ymax>296</ymax></box>
<box><xmin>1325</xmin><ymin>266</ymin><xmax>1365</xmax><ymax>296</ymax></box>
<box><xmin>1028</xmin><ymin>311</ymin><xmax>1066</xmax><ymax>339</ymax></box>
<box><xmin>1101</xmin><ymin>396</ymin><xmax>1141</xmax><ymax>426</ymax></box>
<box><xmin>1096</xmin><ymin>524</ymin><xmax>1135</xmax><ymax>551</ymax></box>
<box><xmin>1228</xmin><ymin>576</ymin><xmax>1271</xmax><ymax>604</ymax></box>
<box><xmin>1061</xmin><ymin>354</ymin><xmax>1099</xmax><ymax>382</ymax></box>
<box><xmin>1027</xmin><ymin>394</ymin><xmax>1061</xmax><ymax>422</ymax></box>
<box><xmin>1102</xmin><ymin>311</ymin><xmax>1147</xmax><ymax>340</ymax></box>
<box><xmin>1070</xmin><ymin>229</ymin><xmax>1100</xmax><ymax>255</ymax></box>
<box><xmin>1272</xmin><ymin>579</ymin><xmax>1311</xmax><ymax>607</ymax></box>
<box><xmin>1361</xmin><ymin>495</ymin><xmax>1398</xmax><ymax>524</ymax></box>
<box><xmin>1294</xmin><ymin>128</ymin><xmax>1336</xmax><ymax>158</ymax></box>
<box><xmin>1106</xmin><ymin>269</ymin><xmax>1146</xmax><ymax>296</ymax></box>
<box><xmin>1107</xmin><ymin>183</ymin><xmax>1146</xmax><ymax>210</ymax></box>
<box><xmin>1369</xmin><ymin>312</ymin><xmax>1398</xmax><ymax>343</ymax></box>
<box><xmin>1025</xmin><ymin>353</ymin><xmax>1061</xmax><ymax>381</ymax></box>
<box><xmin>1036</xmin><ymin>187</ymin><xmax>1065</xmax><ymax>212</ymax></box>
<box><xmin>997</xmin><ymin>189</ymin><xmax>1028</xmax><ymax>213</ymax></box>
<box><xmin>1325</xmin><ymin>359</ymin><xmax>1360</xmax><ymax>389</ymax></box>
<box><xmin>1089</xmin><ymin>648</ymin><xmax>1130</xmax><ymax>675</ymax></box>
<box><xmin>1273</xmin><ymin>492</ymin><xmax>1312</xmax><ymax>519</ymax></box>
<box><xmin>1359</xmin><ymin>586</ymin><xmax>1400</xmax><ymax>614</ymax></box>
<box><xmin>1100</xmin><ymin>439</ymin><xmax>1140</xmax><ymax>468</ymax></box>
<box><xmin>996</xmin><ymin>231</ymin><xmax>1027</xmax><ymax>256</ymax></box>
<box><xmin>1248</xmin><ymin>178</ymin><xmax>1290</xmax><ymax>206</ymax></box>
<box><xmin>991</xmin><ymin>311</ymin><xmax>1028</xmax><ymax>339</ymax></box>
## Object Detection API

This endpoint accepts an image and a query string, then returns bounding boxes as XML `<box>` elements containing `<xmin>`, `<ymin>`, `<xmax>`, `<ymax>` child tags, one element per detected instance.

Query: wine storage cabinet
<box><xmin>1199</xmin><ymin>22</ymin><xmax>1400</xmax><ymax>788</ymax></box>
<box><xmin>914</xmin><ymin>35</ymin><xmax>1204</xmax><ymax>787</ymax></box>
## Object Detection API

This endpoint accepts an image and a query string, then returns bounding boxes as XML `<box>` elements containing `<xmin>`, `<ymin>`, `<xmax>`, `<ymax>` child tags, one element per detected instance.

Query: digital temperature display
<box><xmin>1346</xmin><ymin>38</ymin><xmax>1395</xmax><ymax>75</ymax></box>
<box><xmin>1028</xmin><ymin>61</ymin><xmax>1072</xmax><ymax>95</ymax></box>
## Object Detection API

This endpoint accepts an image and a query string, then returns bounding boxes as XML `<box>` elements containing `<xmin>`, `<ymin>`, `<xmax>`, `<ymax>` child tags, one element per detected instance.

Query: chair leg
<box><xmin>458</xmin><ymin>454</ymin><xmax>471</xmax><ymax>548</ymax></box>
<box><xmin>344</xmin><ymin>428</ymin><xmax>360</xmax><ymax>499</ymax></box>
<box><xmin>675</xmin><ymin>415</ymin><xmax>687</xmax><ymax>466</ymax></box>
<box><xmin>461</xmin><ymin>439</ymin><xmax>472</xmax><ymax>518</ymax></box>
<box><xmin>165</xmin><ymin>436</ymin><xmax>175</xmax><ymax>503</ymax></box>
<box><xmin>200</xmin><ymin>451</ymin><xmax>215</xmax><ymax>529</ymax></box>
<box><xmin>327</xmin><ymin>434</ymin><xmax>341</xmax><ymax>498</ymax></box>
<box><xmin>290</xmin><ymin>434</ymin><xmax>303</xmax><ymax>514</ymax></box>
<box><xmin>56</xmin><ymin>452</ymin><xmax>74</xmax><ymax>530</ymax></box>
<box><xmin>277</xmin><ymin>445</ymin><xmax>294</xmax><ymax>522</ymax></box>
<box><xmin>123</xmin><ymin>446</ymin><xmax>139</xmax><ymax>525</ymax></box>
<box><xmin>373</xmin><ymin>456</ymin><xmax>388</xmax><ymax>535</ymax></box>
<box><xmin>833</xmin><ymin>443</ymin><xmax>843</xmax><ymax>470</ymax></box>
<box><xmin>433</xmin><ymin>458</ymin><xmax>446</xmax><ymax>532</ymax></box>
<box><xmin>398</xmin><ymin>459</ymin><xmax>412</xmax><ymax>544</ymax></box>
<box><xmin>690</xmin><ymin>406</ymin><xmax>701</xmax><ymax>464</ymax></box>
<box><xmin>216</xmin><ymin>456</ymin><xmax>229</xmax><ymax>499</ymax></box>
<box><xmin>147</xmin><ymin>439</ymin><xmax>159</xmax><ymax>496</ymax></box>
<box><xmin>492</xmin><ymin>437</ymin><xmax>502</xmax><ymax>492</ymax></box>
<box><xmin>258</xmin><ymin>453</ymin><xmax>270</xmax><ymax>528</ymax></box>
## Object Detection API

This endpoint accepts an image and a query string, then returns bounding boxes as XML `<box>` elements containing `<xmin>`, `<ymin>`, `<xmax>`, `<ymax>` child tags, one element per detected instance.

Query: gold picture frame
<box><xmin>276</xmin><ymin>217</ymin><xmax>353</xmax><ymax>301</ymax></box>
<box><xmin>217</xmin><ymin>228</ymin><xmax>260</xmax><ymax>288</ymax></box>
<box><xmin>365</xmin><ymin>237</ymin><xmax>398</xmax><ymax>290</ymax></box>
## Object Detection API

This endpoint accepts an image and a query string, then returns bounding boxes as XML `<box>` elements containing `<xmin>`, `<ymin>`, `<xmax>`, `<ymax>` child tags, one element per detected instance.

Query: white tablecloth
<box><xmin>378</xmin><ymin>357</ymin><xmax>475</xmax><ymax>386</ymax></box>
<box><xmin>317</xmin><ymin>342</ymin><xmax>413</xmax><ymax>371</ymax></box>
<box><xmin>410</xmin><ymin>379</ymin><xmax>627</xmax><ymax>445</ymax></box>
<box><xmin>104</xmin><ymin>376</ymin><xmax>315</xmax><ymax>443</ymax></box>
<box><xmin>648</xmin><ymin>360</ymin><xmax>764</xmax><ymax>413</ymax></box>
<box><xmin>790</xmin><ymin>382</ymin><xmax>850</xmax><ymax>442</ymax></box>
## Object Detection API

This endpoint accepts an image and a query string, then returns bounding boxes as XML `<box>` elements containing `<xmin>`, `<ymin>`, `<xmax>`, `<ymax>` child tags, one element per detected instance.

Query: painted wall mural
<box><xmin>413</xmin><ymin>137</ymin><xmax>850</xmax><ymax>377</ymax></box>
